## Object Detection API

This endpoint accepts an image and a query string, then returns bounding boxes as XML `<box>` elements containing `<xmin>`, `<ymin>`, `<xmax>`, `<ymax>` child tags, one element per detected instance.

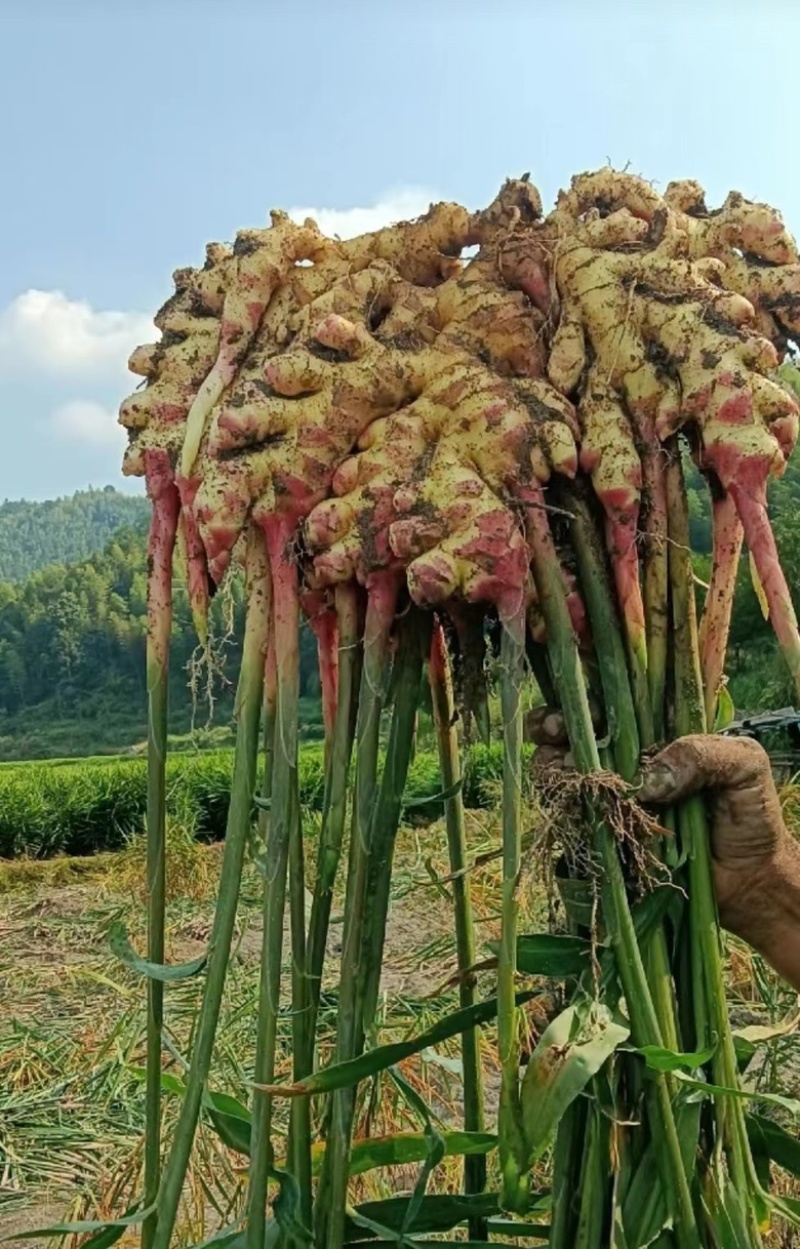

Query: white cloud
<box><xmin>0</xmin><ymin>289</ymin><xmax>155</xmax><ymax>378</ymax></box>
<box><xmin>50</xmin><ymin>399</ymin><xmax>126</xmax><ymax>448</ymax></box>
<box><xmin>1</xmin><ymin>190</ymin><xmax>443</xmax><ymax>485</ymax></box>
<box><xmin>287</xmin><ymin>187</ymin><xmax>439</xmax><ymax>240</ymax></box>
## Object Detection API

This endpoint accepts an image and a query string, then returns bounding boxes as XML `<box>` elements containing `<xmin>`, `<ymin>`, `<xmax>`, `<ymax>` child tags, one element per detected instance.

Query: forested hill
<box><xmin>0</xmin><ymin>487</ymin><xmax>150</xmax><ymax>582</ymax></box>
<box><xmin>0</xmin><ymin>455</ymin><xmax>799</xmax><ymax>759</ymax></box>
<box><xmin>0</xmin><ymin>521</ymin><xmax>322</xmax><ymax>760</ymax></box>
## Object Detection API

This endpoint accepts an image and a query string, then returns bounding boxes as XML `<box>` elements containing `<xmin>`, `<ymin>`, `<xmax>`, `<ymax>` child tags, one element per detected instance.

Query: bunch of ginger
<box><xmin>120</xmin><ymin>167</ymin><xmax>800</xmax><ymax>709</ymax></box>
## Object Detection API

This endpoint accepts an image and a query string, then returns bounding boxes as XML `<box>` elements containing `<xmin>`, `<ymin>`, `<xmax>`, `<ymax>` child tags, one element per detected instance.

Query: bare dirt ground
<box><xmin>0</xmin><ymin>812</ymin><xmax>528</xmax><ymax>1246</ymax></box>
<box><xmin>5</xmin><ymin>810</ymin><xmax>800</xmax><ymax>1247</ymax></box>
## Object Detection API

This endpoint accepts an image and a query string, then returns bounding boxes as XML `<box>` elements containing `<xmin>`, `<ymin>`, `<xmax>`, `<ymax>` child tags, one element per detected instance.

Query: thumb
<box><xmin>639</xmin><ymin>734</ymin><xmax>770</xmax><ymax>804</ymax></box>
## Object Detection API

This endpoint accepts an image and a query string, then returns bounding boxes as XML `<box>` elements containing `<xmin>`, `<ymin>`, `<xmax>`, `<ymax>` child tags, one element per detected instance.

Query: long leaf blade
<box><xmin>257</xmin><ymin>993</ymin><xmax>534</xmax><ymax>1098</ymax></box>
<box><xmin>109</xmin><ymin>921</ymin><xmax>206</xmax><ymax>982</ymax></box>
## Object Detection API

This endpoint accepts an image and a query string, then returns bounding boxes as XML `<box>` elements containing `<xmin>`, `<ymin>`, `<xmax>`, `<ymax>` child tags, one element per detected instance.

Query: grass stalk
<box><xmin>548</xmin><ymin>1098</ymin><xmax>587</xmax><ymax>1249</ymax></box>
<box><xmin>152</xmin><ymin>527</ymin><xmax>270</xmax><ymax>1249</ymax></box>
<box><xmin>567</xmin><ymin>487</ymin><xmax>679</xmax><ymax>1052</ymax></box>
<box><xmin>319</xmin><ymin>573</ymin><xmax>398</xmax><ymax>1249</ymax></box>
<box><xmin>642</xmin><ymin>442</ymin><xmax>669</xmax><ymax>741</ymax></box>
<box><xmin>142</xmin><ymin>479</ymin><xmax>180</xmax><ymax>1249</ymax></box>
<box><xmin>261</xmin><ymin>631</ymin><xmax>278</xmax><ymax>812</ymax></box>
<box><xmin>360</xmin><ymin>607</ymin><xmax>428</xmax><ymax>1033</ymax></box>
<box><xmin>666</xmin><ymin>451</ymin><xmax>763</xmax><ymax>1245</ymax></box>
<box><xmin>698</xmin><ymin>491</ymin><xmax>743</xmax><ymax>727</ymax></box>
<box><xmin>307</xmin><ymin>583</ymin><xmax>360</xmax><ymax>1025</ymax></box>
<box><xmin>428</xmin><ymin>619</ymin><xmax>486</xmax><ymax>1231</ymax></box>
<box><xmin>528</xmin><ymin>507</ymin><xmax>698</xmax><ymax>1249</ymax></box>
<box><xmin>248</xmin><ymin>522</ymin><xmax>303</xmax><ymax>1248</ymax></box>
<box><xmin>497</xmin><ymin>604</ymin><xmax>528</xmax><ymax>1215</ymax></box>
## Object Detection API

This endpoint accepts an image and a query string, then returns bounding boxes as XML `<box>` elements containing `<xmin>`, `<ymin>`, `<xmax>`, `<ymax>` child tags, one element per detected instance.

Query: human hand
<box><xmin>526</xmin><ymin>709</ymin><xmax>798</xmax><ymax>967</ymax></box>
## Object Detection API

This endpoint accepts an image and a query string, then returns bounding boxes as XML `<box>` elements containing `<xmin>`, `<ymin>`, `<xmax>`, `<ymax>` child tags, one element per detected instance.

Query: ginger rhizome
<box><xmin>120</xmin><ymin>170</ymin><xmax>800</xmax><ymax>709</ymax></box>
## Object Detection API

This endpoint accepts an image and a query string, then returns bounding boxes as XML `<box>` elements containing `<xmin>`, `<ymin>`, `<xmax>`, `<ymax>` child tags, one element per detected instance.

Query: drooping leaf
<box><xmin>513</xmin><ymin>933</ymin><xmax>591</xmax><ymax>978</ymax></box>
<box><xmin>150</xmin><ymin>1068</ymin><xmax>252</xmax><ymax>1157</ymax></box>
<box><xmin>622</xmin><ymin>1099</ymin><xmax>701</xmax><ymax>1248</ymax></box>
<box><xmin>60</xmin><ymin>1204</ymin><xmax>145</xmax><ymax>1249</ymax></box>
<box><xmin>257</xmin><ymin>993</ymin><xmax>534</xmax><ymax>1097</ymax></box>
<box><xmin>205</xmin><ymin>1090</ymin><xmax>252</xmax><ymax>1156</ymax></box>
<box><xmin>386</xmin><ymin>1066</ymin><xmax>445</xmax><ymax>1235</ymax></box>
<box><xmin>4</xmin><ymin>1205</ymin><xmax>156</xmax><ymax>1241</ymax></box>
<box><xmin>747</xmin><ymin>1112</ymin><xmax>800</xmax><ymax>1178</ymax></box>
<box><xmin>520</xmin><ymin>1002</ymin><xmax>629</xmax><ymax>1166</ymax></box>
<box><xmin>674</xmin><ymin>1070</ymin><xmax>800</xmax><ymax>1117</ymax></box>
<box><xmin>630</xmin><ymin>1041</ymin><xmax>715</xmax><ymax>1072</ymax></box>
<box><xmin>311</xmin><ymin>1129</ymin><xmax>498</xmax><ymax>1177</ymax></box>
<box><xmin>109</xmin><ymin>921</ymin><xmax>206</xmax><ymax>981</ymax></box>
<box><xmin>769</xmin><ymin>1192</ymin><xmax>800</xmax><ymax>1228</ymax></box>
<box><xmin>271</xmin><ymin>1166</ymin><xmax>312</xmax><ymax>1248</ymax></box>
<box><xmin>402</xmin><ymin>778</ymin><xmax>463</xmax><ymax>811</ymax></box>
<box><xmin>486</xmin><ymin>1218</ymin><xmax>551</xmax><ymax>1240</ymax></box>
<box><xmin>186</xmin><ymin>1223</ymin><xmax>279</xmax><ymax>1249</ymax></box>
<box><xmin>733</xmin><ymin>1036</ymin><xmax>757</xmax><ymax>1071</ymax></box>
<box><xmin>344</xmin><ymin>1192</ymin><xmax>502</xmax><ymax>1242</ymax></box>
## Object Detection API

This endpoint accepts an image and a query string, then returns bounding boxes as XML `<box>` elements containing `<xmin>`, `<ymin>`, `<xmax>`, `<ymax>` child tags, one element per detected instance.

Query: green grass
<box><xmin>0</xmin><ymin>741</ymin><xmax>521</xmax><ymax>860</ymax></box>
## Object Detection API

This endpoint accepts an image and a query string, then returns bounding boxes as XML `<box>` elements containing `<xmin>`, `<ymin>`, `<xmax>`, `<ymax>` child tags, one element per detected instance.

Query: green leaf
<box><xmin>513</xmin><ymin>933</ymin><xmax>591</xmax><ymax>978</ymax></box>
<box><xmin>312</xmin><ymin>1129</ymin><xmax>497</xmax><ymax>1177</ymax></box>
<box><xmin>733</xmin><ymin>1036</ymin><xmax>757</xmax><ymax>1071</ymax></box>
<box><xmin>769</xmin><ymin>1192</ymin><xmax>800</xmax><ymax>1228</ymax></box>
<box><xmin>630</xmin><ymin>886</ymin><xmax>682</xmax><ymax>940</ymax></box>
<box><xmin>486</xmin><ymin>1219</ymin><xmax>550</xmax><ymax>1240</ymax></box>
<box><xmin>109</xmin><ymin>921</ymin><xmax>206</xmax><ymax>981</ymax></box>
<box><xmin>270</xmin><ymin>1166</ymin><xmax>312</xmax><ymax>1248</ymax></box>
<box><xmin>700</xmin><ymin>1177</ymin><xmax>752</xmax><ymax>1249</ymax></box>
<box><xmin>622</xmin><ymin>1098</ymin><xmax>701</xmax><ymax>1248</ymax></box>
<box><xmin>187</xmin><ymin>1223</ymin><xmax>279</xmax><ymax>1249</ymax></box>
<box><xmin>386</xmin><ymin>1066</ymin><xmax>445</xmax><ymax>1235</ymax></box>
<box><xmin>747</xmin><ymin>1112</ymin><xmax>800</xmax><ymax>1178</ymax></box>
<box><xmin>345</xmin><ymin>1243</ymin><xmax>520</xmax><ymax>1248</ymax></box>
<box><xmin>520</xmin><ymin>1002</ymin><xmax>629</xmax><ymax>1166</ymax></box>
<box><xmin>63</xmin><ymin>1204</ymin><xmax>144</xmax><ymax>1249</ymax></box>
<box><xmin>713</xmin><ymin>684</ymin><xmax>735</xmax><ymax>732</ymax></box>
<box><xmin>749</xmin><ymin>551</ymin><xmax>771</xmax><ymax>622</ymax></box>
<box><xmin>205</xmin><ymin>1090</ymin><xmax>252</xmax><ymax>1156</ymax></box>
<box><xmin>150</xmin><ymin>1069</ymin><xmax>252</xmax><ymax>1157</ymax></box>
<box><xmin>630</xmin><ymin>1041</ymin><xmax>715</xmax><ymax>1072</ymax></box>
<box><xmin>4</xmin><ymin>1205</ymin><xmax>156</xmax><ymax>1241</ymax></box>
<box><xmin>673</xmin><ymin>1069</ymin><xmax>800</xmax><ymax>1117</ymax></box>
<box><xmin>402</xmin><ymin>778</ymin><xmax>463</xmax><ymax>811</ymax></box>
<box><xmin>345</xmin><ymin>1192</ymin><xmax>502</xmax><ymax>1242</ymax></box>
<box><xmin>258</xmin><ymin>992</ymin><xmax>534</xmax><ymax>1097</ymax></box>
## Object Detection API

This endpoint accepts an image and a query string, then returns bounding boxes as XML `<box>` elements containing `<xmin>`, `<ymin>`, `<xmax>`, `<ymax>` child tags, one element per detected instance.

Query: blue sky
<box><xmin>3</xmin><ymin>0</ymin><xmax>800</xmax><ymax>500</ymax></box>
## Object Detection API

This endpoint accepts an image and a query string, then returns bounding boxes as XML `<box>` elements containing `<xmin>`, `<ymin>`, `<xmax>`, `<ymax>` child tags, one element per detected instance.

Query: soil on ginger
<box><xmin>0</xmin><ymin>809</ymin><xmax>549</xmax><ymax>1247</ymax></box>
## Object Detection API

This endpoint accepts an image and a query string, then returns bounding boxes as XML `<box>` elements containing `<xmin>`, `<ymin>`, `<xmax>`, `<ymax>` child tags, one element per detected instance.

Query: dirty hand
<box><xmin>526</xmin><ymin>708</ymin><xmax>800</xmax><ymax>988</ymax></box>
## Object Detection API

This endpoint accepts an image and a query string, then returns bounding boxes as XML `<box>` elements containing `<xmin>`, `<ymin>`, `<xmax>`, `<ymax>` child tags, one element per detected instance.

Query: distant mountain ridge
<box><xmin>0</xmin><ymin>487</ymin><xmax>149</xmax><ymax>582</ymax></box>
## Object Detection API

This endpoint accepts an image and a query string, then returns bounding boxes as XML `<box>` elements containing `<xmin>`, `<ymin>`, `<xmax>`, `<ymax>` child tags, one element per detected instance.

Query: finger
<box><xmin>532</xmin><ymin>743</ymin><xmax>573</xmax><ymax>770</ymax></box>
<box><xmin>525</xmin><ymin>706</ymin><xmax>569</xmax><ymax>747</ymax></box>
<box><xmin>524</xmin><ymin>697</ymin><xmax>603</xmax><ymax>746</ymax></box>
<box><xmin>639</xmin><ymin>734</ymin><xmax>772</xmax><ymax>804</ymax></box>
